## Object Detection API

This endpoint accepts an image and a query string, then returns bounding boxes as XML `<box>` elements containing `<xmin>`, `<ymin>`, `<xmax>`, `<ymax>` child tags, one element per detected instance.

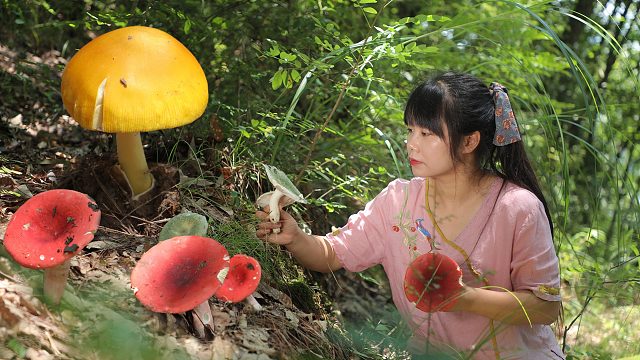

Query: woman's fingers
<box><xmin>255</xmin><ymin>210</ymin><xmax>282</xmax><ymax>238</ymax></box>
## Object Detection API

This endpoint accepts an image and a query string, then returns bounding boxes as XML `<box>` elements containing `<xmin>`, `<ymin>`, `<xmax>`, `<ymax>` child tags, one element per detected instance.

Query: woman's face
<box><xmin>406</xmin><ymin>124</ymin><xmax>455</xmax><ymax>178</ymax></box>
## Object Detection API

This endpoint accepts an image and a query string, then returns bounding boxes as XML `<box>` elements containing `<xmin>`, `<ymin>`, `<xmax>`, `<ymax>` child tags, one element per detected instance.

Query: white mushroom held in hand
<box><xmin>256</xmin><ymin>164</ymin><xmax>305</xmax><ymax>233</ymax></box>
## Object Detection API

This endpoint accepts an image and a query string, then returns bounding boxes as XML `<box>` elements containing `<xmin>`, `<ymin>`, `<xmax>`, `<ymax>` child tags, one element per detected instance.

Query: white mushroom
<box><xmin>256</xmin><ymin>165</ymin><xmax>306</xmax><ymax>233</ymax></box>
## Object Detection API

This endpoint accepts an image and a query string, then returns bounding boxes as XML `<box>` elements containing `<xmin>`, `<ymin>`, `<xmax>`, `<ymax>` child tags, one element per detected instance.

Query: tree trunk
<box><xmin>560</xmin><ymin>0</ymin><xmax>597</xmax><ymax>47</ymax></box>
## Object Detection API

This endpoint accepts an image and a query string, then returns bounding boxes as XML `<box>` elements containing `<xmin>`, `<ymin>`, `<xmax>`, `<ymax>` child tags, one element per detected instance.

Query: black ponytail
<box><xmin>490</xmin><ymin>141</ymin><xmax>554</xmax><ymax>237</ymax></box>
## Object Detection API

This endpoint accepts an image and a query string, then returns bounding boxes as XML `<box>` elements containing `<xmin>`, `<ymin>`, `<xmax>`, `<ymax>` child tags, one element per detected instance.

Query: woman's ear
<box><xmin>461</xmin><ymin>131</ymin><xmax>481</xmax><ymax>154</ymax></box>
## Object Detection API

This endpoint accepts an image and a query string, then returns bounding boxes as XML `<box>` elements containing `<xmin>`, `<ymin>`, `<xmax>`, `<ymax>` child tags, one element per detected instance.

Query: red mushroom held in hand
<box><xmin>403</xmin><ymin>252</ymin><xmax>463</xmax><ymax>312</ymax></box>
<box><xmin>3</xmin><ymin>190</ymin><xmax>101</xmax><ymax>304</ymax></box>
<box><xmin>130</xmin><ymin>236</ymin><xmax>230</xmax><ymax>314</ymax></box>
<box><xmin>215</xmin><ymin>254</ymin><xmax>262</xmax><ymax>310</ymax></box>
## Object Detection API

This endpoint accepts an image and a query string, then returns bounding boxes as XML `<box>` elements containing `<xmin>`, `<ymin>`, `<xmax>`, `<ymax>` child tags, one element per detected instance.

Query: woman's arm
<box><xmin>256</xmin><ymin>208</ymin><xmax>342</xmax><ymax>273</ymax></box>
<box><xmin>453</xmin><ymin>287</ymin><xmax>561</xmax><ymax>325</ymax></box>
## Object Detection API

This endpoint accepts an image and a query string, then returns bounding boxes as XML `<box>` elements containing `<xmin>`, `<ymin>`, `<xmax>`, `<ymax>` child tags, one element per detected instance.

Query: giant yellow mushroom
<box><xmin>61</xmin><ymin>26</ymin><xmax>208</xmax><ymax>198</ymax></box>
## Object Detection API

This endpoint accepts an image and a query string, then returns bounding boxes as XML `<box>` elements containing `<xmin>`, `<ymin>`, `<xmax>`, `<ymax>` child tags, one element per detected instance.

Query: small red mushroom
<box><xmin>130</xmin><ymin>236</ymin><xmax>230</xmax><ymax>314</ymax></box>
<box><xmin>215</xmin><ymin>254</ymin><xmax>262</xmax><ymax>310</ymax></box>
<box><xmin>403</xmin><ymin>252</ymin><xmax>463</xmax><ymax>312</ymax></box>
<box><xmin>3</xmin><ymin>189</ymin><xmax>101</xmax><ymax>304</ymax></box>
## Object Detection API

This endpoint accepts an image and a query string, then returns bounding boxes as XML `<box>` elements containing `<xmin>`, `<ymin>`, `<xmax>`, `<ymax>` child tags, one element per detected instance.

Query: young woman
<box><xmin>256</xmin><ymin>72</ymin><xmax>564</xmax><ymax>359</ymax></box>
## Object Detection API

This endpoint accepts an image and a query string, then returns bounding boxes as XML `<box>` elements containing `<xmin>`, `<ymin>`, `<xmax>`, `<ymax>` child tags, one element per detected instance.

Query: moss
<box><xmin>284</xmin><ymin>279</ymin><xmax>322</xmax><ymax>314</ymax></box>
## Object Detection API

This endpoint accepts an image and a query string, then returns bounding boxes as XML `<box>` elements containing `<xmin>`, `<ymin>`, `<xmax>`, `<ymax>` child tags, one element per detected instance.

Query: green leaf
<box><xmin>271</xmin><ymin>69</ymin><xmax>284</xmax><ymax>90</ymax></box>
<box><xmin>183</xmin><ymin>19</ymin><xmax>192</xmax><ymax>34</ymax></box>
<box><xmin>290</xmin><ymin>69</ymin><xmax>301</xmax><ymax>82</ymax></box>
<box><xmin>362</xmin><ymin>7</ymin><xmax>377</xmax><ymax>14</ymax></box>
<box><xmin>7</xmin><ymin>338</ymin><xmax>27</xmax><ymax>358</ymax></box>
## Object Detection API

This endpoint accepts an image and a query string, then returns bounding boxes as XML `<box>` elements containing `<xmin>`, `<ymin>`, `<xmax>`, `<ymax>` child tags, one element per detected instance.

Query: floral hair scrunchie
<box><xmin>489</xmin><ymin>82</ymin><xmax>522</xmax><ymax>146</ymax></box>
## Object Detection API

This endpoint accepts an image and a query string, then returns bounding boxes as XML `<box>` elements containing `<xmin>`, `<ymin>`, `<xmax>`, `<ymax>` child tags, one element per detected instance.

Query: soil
<box><xmin>0</xmin><ymin>44</ymin><xmax>408</xmax><ymax>359</ymax></box>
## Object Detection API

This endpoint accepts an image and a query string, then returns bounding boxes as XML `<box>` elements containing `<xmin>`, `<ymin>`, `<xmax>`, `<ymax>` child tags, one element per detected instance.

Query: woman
<box><xmin>257</xmin><ymin>72</ymin><xmax>564</xmax><ymax>359</ymax></box>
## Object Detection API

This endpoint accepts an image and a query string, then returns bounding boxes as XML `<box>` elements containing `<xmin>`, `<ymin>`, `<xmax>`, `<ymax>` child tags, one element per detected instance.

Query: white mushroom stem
<box><xmin>245</xmin><ymin>294</ymin><xmax>262</xmax><ymax>311</ymax></box>
<box><xmin>116</xmin><ymin>132</ymin><xmax>154</xmax><ymax>198</ymax></box>
<box><xmin>192</xmin><ymin>300</ymin><xmax>213</xmax><ymax>338</ymax></box>
<box><xmin>268</xmin><ymin>189</ymin><xmax>284</xmax><ymax>223</ymax></box>
<box><xmin>43</xmin><ymin>259</ymin><xmax>71</xmax><ymax>305</ymax></box>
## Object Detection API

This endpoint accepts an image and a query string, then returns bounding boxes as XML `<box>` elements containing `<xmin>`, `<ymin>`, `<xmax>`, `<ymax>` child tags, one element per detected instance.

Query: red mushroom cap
<box><xmin>403</xmin><ymin>252</ymin><xmax>463</xmax><ymax>312</ymax></box>
<box><xmin>130</xmin><ymin>236</ymin><xmax>230</xmax><ymax>313</ymax></box>
<box><xmin>3</xmin><ymin>189</ymin><xmax>101</xmax><ymax>269</ymax></box>
<box><xmin>215</xmin><ymin>254</ymin><xmax>261</xmax><ymax>303</ymax></box>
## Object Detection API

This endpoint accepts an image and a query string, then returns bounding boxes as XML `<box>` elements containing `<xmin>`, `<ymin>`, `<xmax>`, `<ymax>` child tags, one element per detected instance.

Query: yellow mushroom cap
<box><xmin>61</xmin><ymin>26</ymin><xmax>208</xmax><ymax>133</ymax></box>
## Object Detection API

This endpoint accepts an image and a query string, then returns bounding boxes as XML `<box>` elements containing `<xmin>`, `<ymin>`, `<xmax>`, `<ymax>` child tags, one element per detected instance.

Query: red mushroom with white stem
<box><xmin>130</xmin><ymin>235</ymin><xmax>230</xmax><ymax>336</ymax></box>
<box><xmin>3</xmin><ymin>189</ymin><xmax>101</xmax><ymax>305</ymax></box>
<box><xmin>215</xmin><ymin>254</ymin><xmax>262</xmax><ymax>311</ymax></box>
<box><xmin>155</xmin><ymin>212</ymin><xmax>215</xmax><ymax>338</ymax></box>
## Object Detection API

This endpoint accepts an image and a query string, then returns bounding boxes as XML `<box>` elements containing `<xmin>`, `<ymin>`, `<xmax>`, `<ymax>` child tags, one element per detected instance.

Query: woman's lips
<box><xmin>409</xmin><ymin>159</ymin><xmax>422</xmax><ymax>166</ymax></box>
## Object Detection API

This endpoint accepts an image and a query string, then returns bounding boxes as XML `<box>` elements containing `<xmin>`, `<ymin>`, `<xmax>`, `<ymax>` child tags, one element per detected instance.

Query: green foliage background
<box><xmin>1</xmin><ymin>0</ymin><xmax>640</xmax><ymax>358</ymax></box>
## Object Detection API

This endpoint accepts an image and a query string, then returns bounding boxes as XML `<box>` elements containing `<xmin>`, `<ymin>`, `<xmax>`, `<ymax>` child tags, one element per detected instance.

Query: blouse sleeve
<box><xmin>324</xmin><ymin>181</ymin><xmax>400</xmax><ymax>272</ymax></box>
<box><xmin>510</xmin><ymin>201</ymin><xmax>561</xmax><ymax>301</ymax></box>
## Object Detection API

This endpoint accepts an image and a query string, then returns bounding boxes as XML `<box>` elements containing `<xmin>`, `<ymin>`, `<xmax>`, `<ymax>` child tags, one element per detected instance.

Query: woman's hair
<box><xmin>404</xmin><ymin>71</ymin><xmax>553</xmax><ymax>235</ymax></box>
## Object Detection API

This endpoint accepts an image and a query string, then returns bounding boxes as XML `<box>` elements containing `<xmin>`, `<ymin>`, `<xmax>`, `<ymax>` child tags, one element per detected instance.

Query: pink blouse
<box><xmin>325</xmin><ymin>177</ymin><xmax>564</xmax><ymax>359</ymax></box>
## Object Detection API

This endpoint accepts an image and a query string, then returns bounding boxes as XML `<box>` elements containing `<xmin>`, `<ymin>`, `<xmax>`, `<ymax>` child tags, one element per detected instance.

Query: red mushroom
<box><xmin>3</xmin><ymin>189</ymin><xmax>101</xmax><ymax>304</ymax></box>
<box><xmin>130</xmin><ymin>236</ymin><xmax>229</xmax><ymax>314</ymax></box>
<box><xmin>215</xmin><ymin>254</ymin><xmax>262</xmax><ymax>310</ymax></box>
<box><xmin>403</xmin><ymin>252</ymin><xmax>463</xmax><ymax>312</ymax></box>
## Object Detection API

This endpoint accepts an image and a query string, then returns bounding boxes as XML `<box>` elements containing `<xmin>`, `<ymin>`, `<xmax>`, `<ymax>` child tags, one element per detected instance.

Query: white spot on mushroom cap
<box><xmin>217</xmin><ymin>267</ymin><xmax>229</xmax><ymax>284</ymax></box>
<box><xmin>39</xmin><ymin>255</ymin><xmax>45</xmax><ymax>261</ymax></box>
<box><xmin>92</xmin><ymin>78</ymin><xmax>107</xmax><ymax>131</ymax></box>
<box><xmin>23</xmin><ymin>223</ymin><xmax>31</xmax><ymax>230</ymax></box>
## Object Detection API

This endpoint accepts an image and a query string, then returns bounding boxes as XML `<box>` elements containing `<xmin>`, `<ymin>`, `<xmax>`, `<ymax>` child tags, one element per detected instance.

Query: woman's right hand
<box><xmin>256</xmin><ymin>206</ymin><xmax>342</xmax><ymax>273</ymax></box>
<box><xmin>255</xmin><ymin>206</ymin><xmax>302</xmax><ymax>246</ymax></box>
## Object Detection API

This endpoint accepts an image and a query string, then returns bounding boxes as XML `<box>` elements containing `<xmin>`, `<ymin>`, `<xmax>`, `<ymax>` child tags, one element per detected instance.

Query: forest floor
<box><xmin>0</xmin><ymin>44</ymin><xmax>409</xmax><ymax>360</ymax></box>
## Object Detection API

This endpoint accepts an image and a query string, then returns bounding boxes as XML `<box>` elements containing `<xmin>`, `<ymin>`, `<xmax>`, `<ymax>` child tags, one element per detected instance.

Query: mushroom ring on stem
<box><xmin>60</xmin><ymin>26</ymin><xmax>208</xmax><ymax>199</ymax></box>
<box><xmin>403</xmin><ymin>252</ymin><xmax>464</xmax><ymax>313</ymax></box>
<box><xmin>3</xmin><ymin>189</ymin><xmax>101</xmax><ymax>304</ymax></box>
<box><xmin>130</xmin><ymin>236</ymin><xmax>230</xmax><ymax>314</ymax></box>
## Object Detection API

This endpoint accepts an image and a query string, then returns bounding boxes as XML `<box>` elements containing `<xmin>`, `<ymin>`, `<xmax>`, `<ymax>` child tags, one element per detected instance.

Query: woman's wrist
<box><xmin>283</xmin><ymin>230</ymin><xmax>308</xmax><ymax>249</ymax></box>
<box><xmin>452</xmin><ymin>285</ymin><xmax>478</xmax><ymax>312</ymax></box>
